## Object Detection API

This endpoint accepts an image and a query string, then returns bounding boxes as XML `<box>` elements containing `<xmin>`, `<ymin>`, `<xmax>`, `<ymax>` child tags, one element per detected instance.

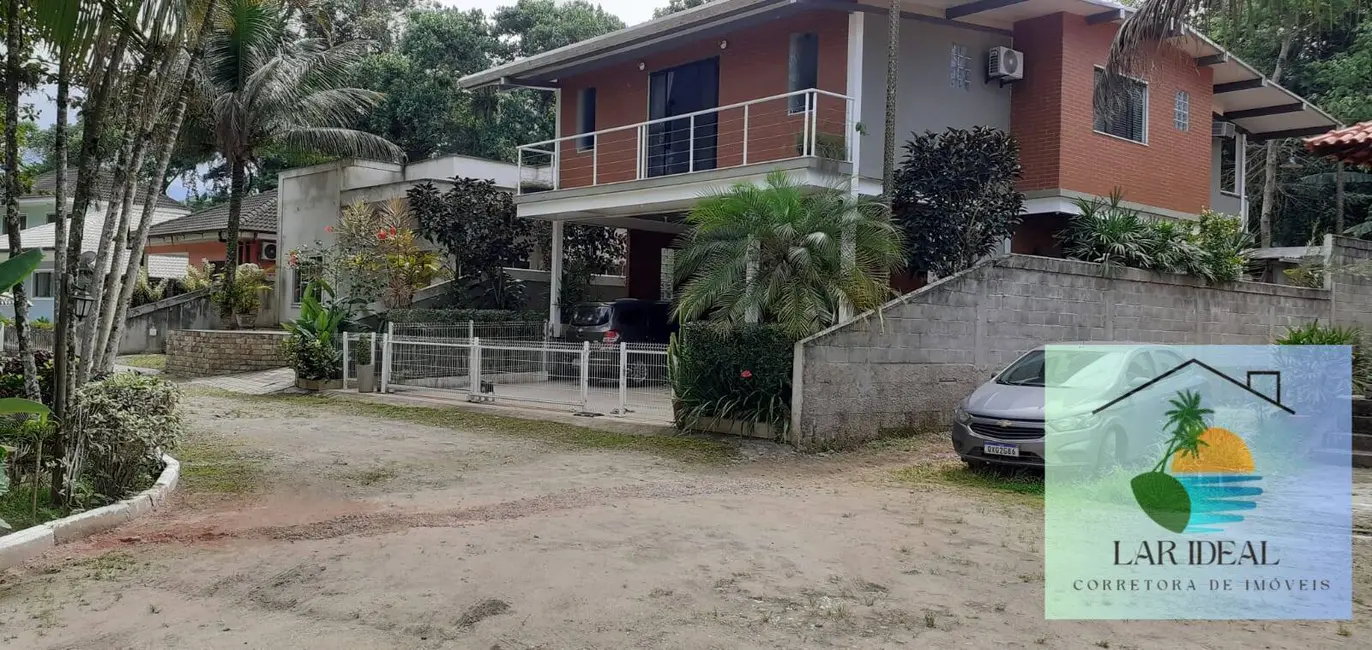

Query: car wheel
<box><xmin>1095</xmin><ymin>428</ymin><xmax>1127</xmax><ymax>474</ymax></box>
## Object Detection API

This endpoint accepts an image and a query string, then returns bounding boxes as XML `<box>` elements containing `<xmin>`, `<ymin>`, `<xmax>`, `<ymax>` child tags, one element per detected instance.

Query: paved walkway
<box><xmin>185</xmin><ymin>367</ymin><xmax>296</xmax><ymax>394</ymax></box>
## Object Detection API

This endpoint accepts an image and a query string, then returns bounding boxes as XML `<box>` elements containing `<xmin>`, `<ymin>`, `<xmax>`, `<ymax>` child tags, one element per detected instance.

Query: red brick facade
<box><xmin>1011</xmin><ymin>13</ymin><xmax>1214</xmax><ymax>215</ymax></box>
<box><xmin>555</xmin><ymin>10</ymin><xmax>849</xmax><ymax>190</ymax></box>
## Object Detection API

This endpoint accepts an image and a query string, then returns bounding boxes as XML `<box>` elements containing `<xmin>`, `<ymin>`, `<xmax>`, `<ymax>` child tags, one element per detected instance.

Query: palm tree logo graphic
<box><xmin>1130</xmin><ymin>390</ymin><xmax>1264</xmax><ymax>534</ymax></box>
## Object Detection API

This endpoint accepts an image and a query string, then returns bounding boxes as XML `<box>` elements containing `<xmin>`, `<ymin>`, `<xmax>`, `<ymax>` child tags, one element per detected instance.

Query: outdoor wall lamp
<box><xmin>72</xmin><ymin>251</ymin><xmax>97</xmax><ymax>320</ymax></box>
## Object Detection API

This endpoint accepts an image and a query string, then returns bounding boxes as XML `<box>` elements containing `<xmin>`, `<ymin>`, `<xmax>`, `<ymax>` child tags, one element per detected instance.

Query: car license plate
<box><xmin>984</xmin><ymin>442</ymin><xmax>1020</xmax><ymax>458</ymax></box>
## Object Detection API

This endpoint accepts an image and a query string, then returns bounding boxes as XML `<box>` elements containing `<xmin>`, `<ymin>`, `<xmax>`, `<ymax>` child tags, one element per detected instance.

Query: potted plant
<box><xmin>282</xmin><ymin>280</ymin><xmax>347</xmax><ymax>390</ymax></box>
<box><xmin>355</xmin><ymin>333</ymin><xmax>377</xmax><ymax>393</ymax></box>
<box><xmin>215</xmin><ymin>263</ymin><xmax>271</xmax><ymax>328</ymax></box>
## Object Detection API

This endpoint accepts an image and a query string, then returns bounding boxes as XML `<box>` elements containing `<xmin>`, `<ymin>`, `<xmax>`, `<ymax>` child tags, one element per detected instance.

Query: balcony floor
<box><xmin>514</xmin><ymin>158</ymin><xmax>853</xmax><ymax>230</ymax></box>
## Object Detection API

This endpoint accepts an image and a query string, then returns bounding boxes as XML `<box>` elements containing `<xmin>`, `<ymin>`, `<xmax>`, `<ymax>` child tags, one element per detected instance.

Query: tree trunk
<box><xmin>102</xmin><ymin>0</ymin><xmax>222</xmax><ymax>373</ymax></box>
<box><xmin>52</xmin><ymin>56</ymin><xmax>70</xmax><ymax>321</ymax></box>
<box><xmin>881</xmin><ymin>0</ymin><xmax>900</xmax><ymax>196</ymax></box>
<box><xmin>52</xmin><ymin>25</ymin><xmax>130</xmax><ymax>507</ymax></box>
<box><xmin>222</xmin><ymin>157</ymin><xmax>246</xmax><ymax>312</ymax></box>
<box><xmin>3</xmin><ymin>0</ymin><xmax>39</xmax><ymax>401</ymax></box>
<box><xmin>1258</xmin><ymin>32</ymin><xmax>1293</xmax><ymax>248</ymax></box>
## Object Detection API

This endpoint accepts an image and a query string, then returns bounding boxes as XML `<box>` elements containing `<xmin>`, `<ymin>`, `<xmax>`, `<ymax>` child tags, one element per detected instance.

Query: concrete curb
<box><xmin>0</xmin><ymin>453</ymin><xmax>180</xmax><ymax>570</ymax></box>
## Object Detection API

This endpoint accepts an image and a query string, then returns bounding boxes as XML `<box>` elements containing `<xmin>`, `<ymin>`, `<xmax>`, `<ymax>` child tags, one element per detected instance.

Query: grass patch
<box><xmin>0</xmin><ymin>485</ymin><xmax>70</xmax><ymax>531</ymax></box>
<box><xmin>117</xmin><ymin>354</ymin><xmax>166</xmax><ymax>371</ymax></box>
<box><xmin>195</xmin><ymin>390</ymin><xmax>738</xmax><ymax>464</ymax></box>
<box><xmin>176</xmin><ymin>438</ymin><xmax>263</xmax><ymax>494</ymax></box>
<box><xmin>892</xmin><ymin>461</ymin><xmax>1044</xmax><ymax>507</ymax></box>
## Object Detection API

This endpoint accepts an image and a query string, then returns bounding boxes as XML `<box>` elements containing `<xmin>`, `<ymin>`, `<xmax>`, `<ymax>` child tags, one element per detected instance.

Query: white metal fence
<box><xmin>342</xmin><ymin>321</ymin><xmax>672</xmax><ymax>422</ymax></box>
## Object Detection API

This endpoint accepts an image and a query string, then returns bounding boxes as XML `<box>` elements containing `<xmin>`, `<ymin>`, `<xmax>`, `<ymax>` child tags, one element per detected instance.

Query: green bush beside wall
<box><xmin>670</xmin><ymin>323</ymin><xmax>795</xmax><ymax>436</ymax></box>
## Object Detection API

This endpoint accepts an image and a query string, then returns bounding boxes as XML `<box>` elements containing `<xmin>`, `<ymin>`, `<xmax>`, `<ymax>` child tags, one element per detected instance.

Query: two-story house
<box><xmin>459</xmin><ymin>0</ymin><xmax>1337</xmax><ymax>331</ymax></box>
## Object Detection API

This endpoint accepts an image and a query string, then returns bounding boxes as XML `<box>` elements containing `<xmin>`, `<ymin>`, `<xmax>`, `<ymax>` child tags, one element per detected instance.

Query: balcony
<box><xmin>514</xmin><ymin>89</ymin><xmax>856</xmax><ymax>226</ymax></box>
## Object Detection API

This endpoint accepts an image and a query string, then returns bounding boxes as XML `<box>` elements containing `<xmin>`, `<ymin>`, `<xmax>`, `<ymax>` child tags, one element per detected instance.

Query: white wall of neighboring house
<box><xmin>275</xmin><ymin>156</ymin><xmax>528</xmax><ymax>323</ymax></box>
<box><xmin>1</xmin><ymin>197</ymin><xmax>190</xmax><ymax>323</ymax></box>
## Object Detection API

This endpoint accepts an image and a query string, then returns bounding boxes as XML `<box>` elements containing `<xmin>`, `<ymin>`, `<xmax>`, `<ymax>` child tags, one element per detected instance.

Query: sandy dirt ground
<box><xmin>0</xmin><ymin>392</ymin><xmax>1368</xmax><ymax>649</ymax></box>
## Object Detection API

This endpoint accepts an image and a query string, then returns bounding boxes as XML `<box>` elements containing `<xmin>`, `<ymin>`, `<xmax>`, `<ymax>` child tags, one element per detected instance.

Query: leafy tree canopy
<box><xmin>653</xmin><ymin>0</ymin><xmax>713</xmax><ymax>19</ymax></box>
<box><xmin>890</xmin><ymin>127</ymin><xmax>1024</xmax><ymax>277</ymax></box>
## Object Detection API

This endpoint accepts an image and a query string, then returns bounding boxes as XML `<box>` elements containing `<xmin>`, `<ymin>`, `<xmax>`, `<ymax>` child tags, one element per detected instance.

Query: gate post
<box><xmin>618</xmin><ymin>342</ymin><xmax>628</xmax><ymax>415</ymax></box>
<box><xmin>579</xmin><ymin>341</ymin><xmax>590</xmax><ymax>412</ymax></box>
<box><xmin>342</xmin><ymin>333</ymin><xmax>350</xmax><ymax>389</ymax></box>
<box><xmin>381</xmin><ymin>327</ymin><xmax>392</xmax><ymax>394</ymax></box>
<box><xmin>469</xmin><ymin>337</ymin><xmax>482</xmax><ymax>401</ymax></box>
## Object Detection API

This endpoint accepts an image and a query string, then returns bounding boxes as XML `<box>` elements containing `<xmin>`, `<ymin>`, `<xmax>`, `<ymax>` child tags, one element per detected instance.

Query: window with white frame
<box><xmin>32</xmin><ymin>271</ymin><xmax>53</xmax><ymax>299</ymax></box>
<box><xmin>950</xmin><ymin>43</ymin><xmax>971</xmax><ymax>90</ymax></box>
<box><xmin>1174</xmin><ymin>90</ymin><xmax>1190</xmax><ymax>131</ymax></box>
<box><xmin>1092</xmin><ymin>69</ymin><xmax>1148</xmax><ymax>144</ymax></box>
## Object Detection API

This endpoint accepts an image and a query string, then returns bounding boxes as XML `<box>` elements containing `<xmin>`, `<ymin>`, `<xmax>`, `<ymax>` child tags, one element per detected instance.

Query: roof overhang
<box><xmin>460</xmin><ymin>0</ymin><xmax>1338</xmax><ymax>139</ymax></box>
<box><xmin>1305</xmin><ymin>121</ymin><xmax>1372</xmax><ymax>168</ymax></box>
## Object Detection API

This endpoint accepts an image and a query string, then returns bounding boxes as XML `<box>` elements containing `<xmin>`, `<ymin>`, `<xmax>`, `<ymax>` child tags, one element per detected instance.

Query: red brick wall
<box><xmin>555</xmin><ymin>10</ymin><xmax>849</xmax><ymax>189</ymax></box>
<box><xmin>145</xmin><ymin>239</ymin><xmax>277</xmax><ymax>269</ymax></box>
<box><xmin>1011</xmin><ymin>13</ymin><xmax>1213</xmax><ymax>215</ymax></box>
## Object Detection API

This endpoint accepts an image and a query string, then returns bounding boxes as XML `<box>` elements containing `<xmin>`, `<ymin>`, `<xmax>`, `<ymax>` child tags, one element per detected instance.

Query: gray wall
<box><xmin>858</xmin><ymin>15</ymin><xmax>1013</xmax><ymax>180</ymax></box>
<box><xmin>789</xmin><ymin>245</ymin><xmax>1372</xmax><ymax>449</ymax></box>
<box><xmin>1209</xmin><ymin>137</ymin><xmax>1244</xmax><ymax>216</ymax></box>
<box><xmin>119</xmin><ymin>288</ymin><xmax>279</xmax><ymax>355</ymax></box>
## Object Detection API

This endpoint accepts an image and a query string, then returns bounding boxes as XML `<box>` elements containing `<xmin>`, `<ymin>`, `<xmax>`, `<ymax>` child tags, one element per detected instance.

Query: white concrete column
<box><xmin>549</xmin><ymin>219</ymin><xmax>564</xmax><ymax>334</ymax></box>
<box><xmin>1236</xmin><ymin>132</ymin><xmax>1249</xmax><ymax>228</ymax></box>
<box><xmin>839</xmin><ymin>10</ymin><xmax>866</xmax><ymax>324</ymax></box>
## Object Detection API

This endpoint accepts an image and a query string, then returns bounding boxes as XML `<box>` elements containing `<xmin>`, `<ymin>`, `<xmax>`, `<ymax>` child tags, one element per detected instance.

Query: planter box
<box><xmin>356</xmin><ymin>363</ymin><xmax>377</xmax><ymax>393</ymax></box>
<box><xmin>295</xmin><ymin>377</ymin><xmax>343</xmax><ymax>391</ymax></box>
<box><xmin>672</xmin><ymin>402</ymin><xmax>778</xmax><ymax>440</ymax></box>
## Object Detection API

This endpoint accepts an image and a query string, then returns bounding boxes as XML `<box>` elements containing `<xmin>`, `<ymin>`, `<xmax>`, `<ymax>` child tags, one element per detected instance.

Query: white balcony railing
<box><xmin>516</xmin><ymin>89</ymin><xmax>855</xmax><ymax>196</ymax></box>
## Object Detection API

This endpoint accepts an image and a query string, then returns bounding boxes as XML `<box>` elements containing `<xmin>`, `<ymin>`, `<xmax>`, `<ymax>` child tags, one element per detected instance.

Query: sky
<box><xmin>22</xmin><ymin>0</ymin><xmax>656</xmax><ymax>199</ymax></box>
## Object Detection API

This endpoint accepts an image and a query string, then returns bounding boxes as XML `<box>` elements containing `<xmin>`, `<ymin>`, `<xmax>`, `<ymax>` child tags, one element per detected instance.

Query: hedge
<box><xmin>669</xmin><ymin>323</ymin><xmax>795</xmax><ymax>436</ymax></box>
<box><xmin>385</xmin><ymin>308</ymin><xmax>542</xmax><ymax>324</ymax></box>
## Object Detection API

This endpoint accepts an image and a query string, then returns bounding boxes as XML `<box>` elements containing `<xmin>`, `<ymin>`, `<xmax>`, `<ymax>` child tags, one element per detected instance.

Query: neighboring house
<box><xmin>274</xmin><ymin>154</ymin><xmax>577</xmax><ymax>321</ymax></box>
<box><xmin>457</xmin><ymin>0</ymin><xmax>1338</xmax><ymax>330</ymax></box>
<box><xmin>145</xmin><ymin>189</ymin><xmax>279</xmax><ymax>271</ymax></box>
<box><xmin>1</xmin><ymin>167</ymin><xmax>192</xmax><ymax>321</ymax></box>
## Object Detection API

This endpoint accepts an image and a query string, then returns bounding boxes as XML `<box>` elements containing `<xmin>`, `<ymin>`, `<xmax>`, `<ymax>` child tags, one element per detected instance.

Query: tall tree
<box><xmin>653</xmin><ymin>0</ymin><xmax>711</xmax><ymax>19</ymax></box>
<box><xmin>199</xmin><ymin>0</ymin><xmax>401</xmax><ymax>297</ymax></box>
<box><xmin>882</xmin><ymin>0</ymin><xmax>899</xmax><ymax>195</ymax></box>
<box><xmin>492</xmin><ymin>0</ymin><xmax>625</xmax><ymax>58</ymax></box>
<box><xmin>1257</xmin><ymin>31</ymin><xmax>1293</xmax><ymax>248</ymax></box>
<box><xmin>2</xmin><ymin>0</ymin><xmax>40</xmax><ymax>400</ymax></box>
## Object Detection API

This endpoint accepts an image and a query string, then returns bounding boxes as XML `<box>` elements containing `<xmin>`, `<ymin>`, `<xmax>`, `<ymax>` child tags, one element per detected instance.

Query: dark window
<box><xmin>788</xmin><ymin>33</ymin><xmax>819</xmax><ymax>113</ymax></box>
<box><xmin>1093</xmin><ymin>69</ymin><xmax>1147</xmax><ymax>143</ymax></box>
<box><xmin>291</xmin><ymin>261</ymin><xmax>321</xmax><ymax>304</ymax></box>
<box><xmin>33</xmin><ymin>271</ymin><xmax>54</xmax><ymax>299</ymax></box>
<box><xmin>1219</xmin><ymin>134</ymin><xmax>1238</xmax><ymax>195</ymax></box>
<box><xmin>46</xmin><ymin>213</ymin><xmax>58</xmax><ymax>224</ymax></box>
<box><xmin>577</xmin><ymin>88</ymin><xmax>597</xmax><ymax>152</ymax></box>
<box><xmin>570</xmin><ymin>304</ymin><xmax>610</xmax><ymax>326</ymax></box>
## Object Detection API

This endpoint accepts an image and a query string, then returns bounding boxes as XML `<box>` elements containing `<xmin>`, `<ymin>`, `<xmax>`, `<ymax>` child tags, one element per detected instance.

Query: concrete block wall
<box><xmin>792</xmin><ymin>253</ymin><xmax>1339</xmax><ymax>450</ymax></box>
<box><xmin>165</xmin><ymin>329</ymin><xmax>289</xmax><ymax>377</ymax></box>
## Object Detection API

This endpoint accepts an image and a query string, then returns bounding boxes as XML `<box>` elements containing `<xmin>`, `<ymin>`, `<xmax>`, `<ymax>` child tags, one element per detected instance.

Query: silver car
<box><xmin>951</xmin><ymin>343</ymin><xmax>1194</xmax><ymax>470</ymax></box>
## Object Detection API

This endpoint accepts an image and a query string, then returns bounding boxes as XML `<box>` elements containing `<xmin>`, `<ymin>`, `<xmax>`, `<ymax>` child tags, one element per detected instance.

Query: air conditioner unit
<box><xmin>261</xmin><ymin>242</ymin><xmax>278</xmax><ymax>261</ymax></box>
<box><xmin>987</xmin><ymin>46</ymin><xmax>1024</xmax><ymax>82</ymax></box>
<box><xmin>1212</xmin><ymin>121</ymin><xmax>1237</xmax><ymax>138</ymax></box>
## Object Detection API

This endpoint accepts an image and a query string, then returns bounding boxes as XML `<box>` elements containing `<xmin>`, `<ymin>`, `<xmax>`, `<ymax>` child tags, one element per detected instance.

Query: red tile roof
<box><xmin>1305</xmin><ymin>121</ymin><xmax>1372</xmax><ymax>167</ymax></box>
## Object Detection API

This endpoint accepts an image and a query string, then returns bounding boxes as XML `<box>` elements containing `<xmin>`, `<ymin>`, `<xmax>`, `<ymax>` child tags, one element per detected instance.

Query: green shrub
<box><xmin>75</xmin><ymin>374</ymin><xmax>184</xmax><ymax>504</ymax></box>
<box><xmin>0</xmin><ymin>349</ymin><xmax>56</xmax><ymax>405</ymax></box>
<box><xmin>355</xmin><ymin>333</ymin><xmax>373</xmax><ymax>366</ymax></box>
<box><xmin>669</xmin><ymin>323</ymin><xmax>795</xmax><ymax>436</ymax></box>
<box><xmin>386</xmin><ymin>308</ymin><xmax>538</xmax><ymax>324</ymax></box>
<box><xmin>1275</xmin><ymin>322</ymin><xmax>1371</xmax><ymax>394</ymax></box>
<box><xmin>282</xmin><ymin>336</ymin><xmax>342</xmax><ymax>380</ymax></box>
<box><xmin>29</xmin><ymin>317</ymin><xmax>54</xmax><ymax>331</ymax></box>
<box><xmin>1062</xmin><ymin>192</ymin><xmax>1250</xmax><ymax>283</ymax></box>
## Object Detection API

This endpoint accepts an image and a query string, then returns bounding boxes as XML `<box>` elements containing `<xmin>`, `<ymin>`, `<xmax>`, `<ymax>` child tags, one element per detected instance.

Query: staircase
<box><xmin>1351</xmin><ymin>400</ymin><xmax>1372</xmax><ymax>468</ymax></box>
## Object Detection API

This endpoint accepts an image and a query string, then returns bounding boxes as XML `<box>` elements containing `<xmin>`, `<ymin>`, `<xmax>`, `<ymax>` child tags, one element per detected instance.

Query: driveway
<box><xmin>0</xmin><ymin>392</ymin><xmax>1366</xmax><ymax>649</ymax></box>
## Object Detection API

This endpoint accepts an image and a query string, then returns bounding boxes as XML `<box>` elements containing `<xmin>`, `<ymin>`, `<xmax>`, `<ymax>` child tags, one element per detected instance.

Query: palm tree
<box><xmin>199</xmin><ymin>0</ymin><xmax>401</xmax><ymax>294</ymax></box>
<box><xmin>1156</xmin><ymin>390</ymin><xmax>1213</xmax><ymax>471</ymax></box>
<box><xmin>882</xmin><ymin>0</ymin><xmax>900</xmax><ymax>195</ymax></box>
<box><xmin>673</xmin><ymin>172</ymin><xmax>904</xmax><ymax>339</ymax></box>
